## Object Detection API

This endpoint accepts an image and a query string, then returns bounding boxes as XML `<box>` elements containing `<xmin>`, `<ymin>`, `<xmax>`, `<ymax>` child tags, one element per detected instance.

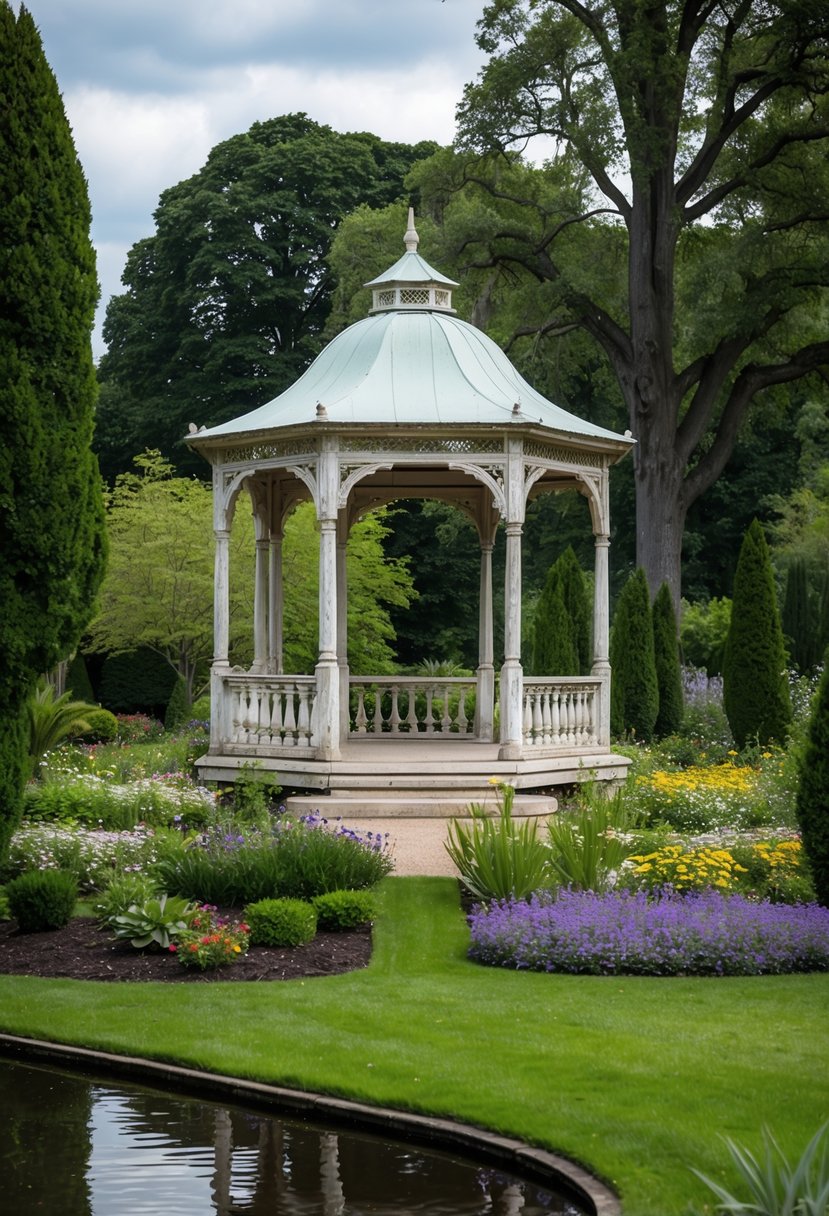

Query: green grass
<box><xmin>0</xmin><ymin>876</ymin><xmax>826</xmax><ymax>1216</ymax></box>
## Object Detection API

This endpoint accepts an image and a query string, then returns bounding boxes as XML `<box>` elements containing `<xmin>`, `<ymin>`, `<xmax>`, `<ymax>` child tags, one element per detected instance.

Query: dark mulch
<box><xmin>0</xmin><ymin>914</ymin><xmax>372</xmax><ymax>983</ymax></box>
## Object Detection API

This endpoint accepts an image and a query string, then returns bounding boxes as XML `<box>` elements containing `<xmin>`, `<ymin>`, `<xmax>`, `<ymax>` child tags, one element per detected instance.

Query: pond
<box><xmin>1</xmin><ymin>1058</ymin><xmax>589</xmax><ymax>1214</ymax></box>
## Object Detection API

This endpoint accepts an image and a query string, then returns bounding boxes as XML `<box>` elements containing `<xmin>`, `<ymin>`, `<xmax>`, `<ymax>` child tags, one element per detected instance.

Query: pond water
<box><xmin>0</xmin><ymin>1059</ymin><xmax>588</xmax><ymax>1215</ymax></box>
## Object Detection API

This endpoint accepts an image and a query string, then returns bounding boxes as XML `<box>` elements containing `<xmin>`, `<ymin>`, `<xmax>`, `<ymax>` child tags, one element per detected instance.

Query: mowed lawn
<box><xmin>0</xmin><ymin>876</ymin><xmax>826</xmax><ymax>1215</ymax></box>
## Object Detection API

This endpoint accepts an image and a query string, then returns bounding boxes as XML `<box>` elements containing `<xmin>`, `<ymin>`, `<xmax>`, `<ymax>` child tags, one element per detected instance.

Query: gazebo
<box><xmin>188</xmin><ymin>211</ymin><xmax>633</xmax><ymax>812</ymax></box>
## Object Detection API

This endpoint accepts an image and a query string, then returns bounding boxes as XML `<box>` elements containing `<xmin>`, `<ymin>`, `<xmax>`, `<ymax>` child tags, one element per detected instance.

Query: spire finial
<box><xmin>404</xmin><ymin>206</ymin><xmax>419</xmax><ymax>253</ymax></box>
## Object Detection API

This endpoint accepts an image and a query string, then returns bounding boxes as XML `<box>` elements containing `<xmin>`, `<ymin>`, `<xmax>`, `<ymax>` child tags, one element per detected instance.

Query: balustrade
<box><xmin>223</xmin><ymin>675</ymin><xmax>316</xmax><ymax>748</ymax></box>
<box><xmin>349</xmin><ymin>677</ymin><xmax>475</xmax><ymax>736</ymax></box>
<box><xmin>522</xmin><ymin>679</ymin><xmax>600</xmax><ymax>748</ymax></box>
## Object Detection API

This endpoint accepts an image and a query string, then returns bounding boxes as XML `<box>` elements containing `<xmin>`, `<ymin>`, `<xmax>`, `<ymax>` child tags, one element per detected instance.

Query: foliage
<box><xmin>92</xmin><ymin>872</ymin><xmax>161</xmax><ymax>924</ymax></box>
<box><xmin>653</xmin><ymin>584</ymin><xmax>684</xmax><ymax>738</ymax></box>
<box><xmin>312</xmin><ymin>888</ymin><xmax>376</xmax><ymax>931</ymax></box>
<box><xmin>22</xmin><ymin>773</ymin><xmax>214</xmax><ymax>831</ymax></box>
<box><xmin>531</xmin><ymin>546</ymin><xmax>589</xmax><ymax>675</ymax></box>
<box><xmin>625</xmin><ymin>844</ymin><xmax>749</xmax><ymax>895</ymax></box>
<box><xmin>546</xmin><ymin>787</ymin><xmax>639</xmax><ymax>893</ymax></box>
<box><xmin>26</xmin><ymin>684</ymin><xmax>96</xmax><ymax>779</ymax></box>
<box><xmin>164</xmin><ymin>677</ymin><xmax>191</xmax><ymax>732</ymax></box>
<box><xmin>226</xmin><ymin>762</ymin><xmax>282</xmax><ymax>824</ymax></box>
<box><xmin>691</xmin><ymin>1124</ymin><xmax>829</xmax><ymax>1216</ymax></box>
<box><xmin>171</xmin><ymin>906</ymin><xmax>249</xmax><ymax>969</ymax></box>
<box><xmin>445</xmin><ymin>781</ymin><xmax>550</xmax><ymax>902</ymax></box>
<box><xmin>2</xmin><ymin>822</ymin><xmax>177</xmax><ymax>893</ymax></box>
<box><xmin>724</xmin><ymin>521</ymin><xmax>792</xmax><ymax>748</ymax></box>
<box><xmin>98</xmin><ymin>648</ymin><xmax>177</xmax><ymax>716</ymax></box>
<box><xmin>64</xmin><ymin>653</ymin><xmax>95</xmax><ymax>703</ymax></box>
<box><xmin>114</xmin><ymin>714</ymin><xmax>165</xmax><ymax>743</ymax></box>
<box><xmin>0</xmin><ymin>3</ymin><xmax>106</xmax><ymax>862</ymax></box>
<box><xmin>5</xmin><ymin>868</ymin><xmax>78</xmax><ymax>932</ymax></box>
<box><xmin>77</xmin><ymin>707</ymin><xmax>119</xmax><ymax>744</ymax></box>
<box><xmin>109</xmin><ymin>892</ymin><xmax>199</xmax><ymax>950</ymax></box>
<box><xmin>782</xmin><ymin>557</ymin><xmax>821</xmax><ymax>674</ymax></box>
<box><xmin>467</xmin><ymin>889</ymin><xmax>829</xmax><ymax>976</ymax></box>
<box><xmin>96</xmin><ymin>113</ymin><xmax>438</xmax><ymax>479</ymax></box>
<box><xmin>244</xmin><ymin>897</ymin><xmax>317</xmax><ymax>948</ymax></box>
<box><xmin>610</xmin><ymin>569</ymin><xmax>658</xmax><ymax>741</ymax></box>
<box><xmin>633</xmin><ymin>760</ymin><xmax>792</xmax><ymax>833</ymax></box>
<box><xmin>728</xmin><ymin>840</ymin><xmax>815</xmax><ymax>906</ymax></box>
<box><xmin>796</xmin><ymin>663</ymin><xmax>829</xmax><ymax>906</ymax></box>
<box><xmin>680</xmin><ymin>599</ymin><xmax>732</xmax><ymax>677</ymax></box>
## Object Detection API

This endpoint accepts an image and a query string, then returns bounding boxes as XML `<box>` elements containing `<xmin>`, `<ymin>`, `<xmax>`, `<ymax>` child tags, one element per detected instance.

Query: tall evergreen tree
<box><xmin>0</xmin><ymin>3</ymin><xmax>106</xmax><ymax>861</ymax></box>
<box><xmin>609</xmin><ymin>569</ymin><xmax>658</xmax><ymax>742</ymax></box>
<box><xmin>795</xmin><ymin>659</ymin><xmax>829</xmax><ymax>907</ymax></box>
<box><xmin>531</xmin><ymin>546</ymin><xmax>589</xmax><ymax>675</ymax></box>
<box><xmin>652</xmin><ymin>582</ymin><xmax>684</xmax><ymax>738</ymax></box>
<box><xmin>781</xmin><ymin>557</ymin><xmax>814</xmax><ymax>673</ymax></box>
<box><xmin>723</xmin><ymin>520</ymin><xmax>791</xmax><ymax>749</ymax></box>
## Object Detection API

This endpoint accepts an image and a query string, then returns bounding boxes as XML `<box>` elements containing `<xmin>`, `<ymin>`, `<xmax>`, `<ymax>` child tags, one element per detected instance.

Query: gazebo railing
<box><xmin>220</xmin><ymin>672</ymin><xmax>317</xmax><ymax>749</ymax></box>
<box><xmin>522</xmin><ymin>678</ymin><xmax>601</xmax><ymax>748</ymax></box>
<box><xmin>349</xmin><ymin>677</ymin><xmax>476</xmax><ymax>737</ymax></box>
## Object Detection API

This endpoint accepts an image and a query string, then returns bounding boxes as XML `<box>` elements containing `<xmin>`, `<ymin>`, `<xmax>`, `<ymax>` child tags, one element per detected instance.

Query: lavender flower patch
<box><xmin>468</xmin><ymin>889</ymin><xmax>829</xmax><ymax>976</ymax></box>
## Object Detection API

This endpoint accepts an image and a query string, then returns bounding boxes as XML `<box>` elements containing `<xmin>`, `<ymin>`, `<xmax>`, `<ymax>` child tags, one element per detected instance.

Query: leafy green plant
<box><xmin>27</xmin><ymin>683</ymin><xmax>97</xmax><ymax>778</ymax></box>
<box><xmin>76</xmin><ymin>707</ymin><xmax>119</xmax><ymax>743</ymax></box>
<box><xmin>5</xmin><ymin>869</ymin><xmax>78</xmax><ymax>932</ymax></box>
<box><xmin>93</xmin><ymin>872</ymin><xmax>161</xmax><ymax>925</ymax></box>
<box><xmin>445</xmin><ymin>781</ymin><xmax>550</xmax><ymax>902</ymax></box>
<box><xmin>245</xmin><ymin>897</ymin><xmax>317</xmax><ymax>947</ymax></box>
<box><xmin>691</xmin><ymin>1124</ymin><xmax>829</xmax><ymax>1216</ymax></box>
<box><xmin>109</xmin><ymin>893</ymin><xmax>198</xmax><ymax>949</ymax></box>
<box><xmin>229</xmin><ymin>762</ymin><xmax>281</xmax><ymax>824</ymax></box>
<box><xmin>172</xmin><ymin>907</ymin><xmax>249</xmax><ymax>969</ymax></box>
<box><xmin>547</xmin><ymin>786</ymin><xmax>639</xmax><ymax>892</ymax></box>
<box><xmin>312</xmin><ymin>888</ymin><xmax>376</xmax><ymax>930</ymax></box>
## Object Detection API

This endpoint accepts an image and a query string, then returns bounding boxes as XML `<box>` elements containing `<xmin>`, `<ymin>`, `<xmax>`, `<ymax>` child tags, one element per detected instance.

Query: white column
<box><xmin>592</xmin><ymin>531</ymin><xmax>611</xmax><ymax>746</ymax></box>
<box><xmin>315</xmin><ymin>442</ymin><xmax>340</xmax><ymax>759</ymax></box>
<box><xmin>336</xmin><ymin>512</ymin><xmax>350</xmax><ymax>738</ymax></box>
<box><xmin>252</xmin><ymin>537</ymin><xmax>268</xmax><ymax>672</ymax></box>
<box><xmin>268</xmin><ymin>531</ymin><xmax>283</xmax><ymax>674</ymax></box>
<box><xmin>213</xmin><ymin>529</ymin><xmax>231</xmax><ymax>665</ymax></box>
<box><xmin>475</xmin><ymin>537</ymin><xmax>495</xmax><ymax>741</ymax></box>
<box><xmin>499</xmin><ymin>439</ymin><xmax>526</xmax><ymax>759</ymax></box>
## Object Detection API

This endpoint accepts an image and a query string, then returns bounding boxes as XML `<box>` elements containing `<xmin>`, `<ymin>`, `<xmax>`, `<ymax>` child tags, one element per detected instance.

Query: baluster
<box><xmin>551</xmin><ymin>689</ymin><xmax>561</xmax><ymax>743</ymax></box>
<box><xmin>232</xmin><ymin>685</ymin><xmax>245</xmax><ymax>743</ymax></box>
<box><xmin>405</xmin><ymin>688</ymin><xmax>419</xmax><ymax>733</ymax></box>
<box><xmin>354</xmin><ymin>687</ymin><xmax>368</xmax><ymax>734</ymax></box>
<box><xmin>532</xmin><ymin>689</ymin><xmax>543</xmax><ymax>745</ymax></box>
<box><xmin>440</xmin><ymin>686</ymin><xmax>452</xmax><ymax>733</ymax></box>
<box><xmin>586</xmin><ymin>687</ymin><xmax>597</xmax><ymax>744</ymax></box>
<box><xmin>389</xmin><ymin>685</ymin><xmax>401</xmax><ymax>735</ymax></box>
<box><xmin>565</xmin><ymin>689</ymin><xmax>576</xmax><ymax>746</ymax></box>
<box><xmin>372</xmin><ymin>687</ymin><xmax>384</xmax><ymax>733</ymax></box>
<box><xmin>270</xmin><ymin>682</ymin><xmax>284</xmax><ymax>746</ymax></box>
<box><xmin>425</xmin><ymin>686</ymin><xmax>435</xmax><ymax>733</ymax></box>
<box><xmin>297</xmin><ymin>685</ymin><xmax>311</xmax><ymax>746</ymax></box>
<box><xmin>523</xmin><ymin>689</ymin><xmax>533</xmax><ymax>744</ymax></box>
<box><xmin>456</xmin><ymin>686</ymin><xmax>469</xmax><ymax>734</ymax></box>
<box><xmin>241</xmin><ymin>684</ymin><xmax>257</xmax><ymax>743</ymax></box>
<box><xmin>258</xmin><ymin>684</ymin><xmax>272</xmax><ymax>744</ymax></box>
<box><xmin>541</xmin><ymin>690</ymin><xmax>553</xmax><ymax>745</ymax></box>
<box><xmin>282</xmin><ymin>682</ymin><xmax>297</xmax><ymax>747</ymax></box>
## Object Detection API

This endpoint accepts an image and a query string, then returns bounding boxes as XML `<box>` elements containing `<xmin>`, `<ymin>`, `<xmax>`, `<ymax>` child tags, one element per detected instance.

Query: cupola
<box><xmin>364</xmin><ymin>207</ymin><xmax>458</xmax><ymax>314</ymax></box>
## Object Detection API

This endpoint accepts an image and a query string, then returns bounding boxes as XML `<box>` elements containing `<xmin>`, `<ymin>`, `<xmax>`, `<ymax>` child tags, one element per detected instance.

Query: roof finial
<box><xmin>404</xmin><ymin>206</ymin><xmax>419</xmax><ymax>253</ymax></box>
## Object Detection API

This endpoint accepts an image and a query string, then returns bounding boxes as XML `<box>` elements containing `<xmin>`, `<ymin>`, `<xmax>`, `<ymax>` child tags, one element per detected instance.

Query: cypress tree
<box><xmin>652</xmin><ymin>582</ymin><xmax>684</xmax><ymax>737</ymax></box>
<box><xmin>531</xmin><ymin>546</ymin><xmax>589</xmax><ymax>675</ymax></box>
<box><xmin>723</xmin><ymin>520</ymin><xmax>791</xmax><ymax>749</ymax></box>
<box><xmin>781</xmin><ymin>557</ymin><xmax>815</xmax><ymax>673</ymax></box>
<box><xmin>795</xmin><ymin>658</ymin><xmax>829</xmax><ymax>906</ymax></box>
<box><xmin>164</xmin><ymin>677</ymin><xmax>192</xmax><ymax>732</ymax></box>
<box><xmin>609</xmin><ymin>568</ymin><xmax>658</xmax><ymax>741</ymax></box>
<box><xmin>556</xmin><ymin>546</ymin><xmax>591</xmax><ymax>672</ymax></box>
<box><xmin>0</xmin><ymin>4</ymin><xmax>106</xmax><ymax>860</ymax></box>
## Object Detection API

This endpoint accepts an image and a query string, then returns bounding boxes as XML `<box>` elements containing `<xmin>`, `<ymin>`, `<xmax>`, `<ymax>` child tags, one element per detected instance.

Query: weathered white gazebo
<box><xmin>189</xmin><ymin>211</ymin><xmax>633</xmax><ymax>812</ymax></box>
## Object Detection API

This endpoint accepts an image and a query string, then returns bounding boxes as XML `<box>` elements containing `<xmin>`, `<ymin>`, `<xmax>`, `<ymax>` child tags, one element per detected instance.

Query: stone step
<box><xmin>284</xmin><ymin>793</ymin><xmax>558</xmax><ymax>820</ymax></box>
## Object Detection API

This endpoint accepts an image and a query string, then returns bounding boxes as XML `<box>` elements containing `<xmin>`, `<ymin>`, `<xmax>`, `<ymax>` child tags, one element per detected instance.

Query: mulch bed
<box><xmin>0</xmin><ymin>915</ymin><xmax>372</xmax><ymax>983</ymax></box>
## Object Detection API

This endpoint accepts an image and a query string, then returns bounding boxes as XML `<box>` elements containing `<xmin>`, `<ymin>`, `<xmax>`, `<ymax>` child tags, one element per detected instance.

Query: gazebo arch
<box><xmin>188</xmin><ymin>211</ymin><xmax>634</xmax><ymax>811</ymax></box>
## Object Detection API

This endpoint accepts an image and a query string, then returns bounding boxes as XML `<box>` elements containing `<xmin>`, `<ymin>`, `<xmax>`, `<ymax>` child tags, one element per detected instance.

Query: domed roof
<box><xmin>190</xmin><ymin>211</ymin><xmax>631</xmax><ymax>450</ymax></box>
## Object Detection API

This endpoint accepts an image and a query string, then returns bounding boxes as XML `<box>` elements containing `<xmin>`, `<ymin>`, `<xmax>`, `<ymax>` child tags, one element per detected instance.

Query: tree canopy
<box><xmin>96</xmin><ymin>115</ymin><xmax>438</xmax><ymax>480</ymax></box>
<box><xmin>444</xmin><ymin>0</ymin><xmax>829</xmax><ymax>606</ymax></box>
<box><xmin>0</xmin><ymin>1</ymin><xmax>106</xmax><ymax>858</ymax></box>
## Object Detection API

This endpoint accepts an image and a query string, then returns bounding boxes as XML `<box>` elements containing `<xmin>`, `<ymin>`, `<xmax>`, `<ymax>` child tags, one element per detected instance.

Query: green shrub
<box><xmin>723</xmin><ymin>520</ymin><xmax>791</xmax><ymax>748</ymax></box>
<box><xmin>75</xmin><ymin>706</ymin><xmax>119</xmax><ymax>743</ymax></box>
<box><xmin>0</xmin><ymin>886</ymin><xmax>10</xmax><ymax>921</ymax></box>
<box><xmin>796</xmin><ymin>660</ymin><xmax>829</xmax><ymax>905</ymax></box>
<box><xmin>312</xmin><ymin>888</ymin><xmax>376</xmax><ymax>930</ymax></box>
<box><xmin>190</xmin><ymin>695</ymin><xmax>210</xmax><ymax>721</ymax></box>
<box><xmin>98</xmin><ymin>647</ymin><xmax>176</xmax><ymax>716</ymax></box>
<box><xmin>245</xmin><ymin>897</ymin><xmax>317</xmax><ymax>947</ymax></box>
<box><xmin>653</xmin><ymin>583</ymin><xmax>684</xmax><ymax>738</ymax></box>
<box><xmin>6</xmin><ymin>868</ymin><xmax>78</xmax><ymax>932</ymax></box>
<box><xmin>65</xmin><ymin>652</ymin><xmax>95</xmax><ymax>702</ymax></box>
<box><xmin>230</xmin><ymin>762</ymin><xmax>281</xmax><ymax>823</ymax></box>
<box><xmin>165</xmin><ymin>677</ymin><xmax>191</xmax><ymax>731</ymax></box>
<box><xmin>610</xmin><ymin>568</ymin><xmax>659</xmax><ymax>741</ymax></box>
<box><xmin>109</xmin><ymin>892</ymin><xmax>198</xmax><ymax>949</ymax></box>
<box><xmin>93</xmin><ymin>872</ymin><xmax>161</xmax><ymax>925</ymax></box>
<box><xmin>547</xmin><ymin>786</ymin><xmax>640</xmax><ymax>892</ymax></box>
<box><xmin>531</xmin><ymin>546</ymin><xmax>589</xmax><ymax>675</ymax></box>
<box><xmin>680</xmin><ymin>597</ymin><xmax>731</xmax><ymax>676</ymax></box>
<box><xmin>446</xmin><ymin>781</ymin><xmax>550</xmax><ymax>902</ymax></box>
<box><xmin>26</xmin><ymin>683</ymin><xmax>97</xmax><ymax>778</ymax></box>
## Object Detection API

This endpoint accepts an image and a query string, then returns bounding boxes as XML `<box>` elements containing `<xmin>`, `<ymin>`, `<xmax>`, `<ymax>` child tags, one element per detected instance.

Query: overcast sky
<box><xmin>24</xmin><ymin>0</ymin><xmax>488</xmax><ymax>358</ymax></box>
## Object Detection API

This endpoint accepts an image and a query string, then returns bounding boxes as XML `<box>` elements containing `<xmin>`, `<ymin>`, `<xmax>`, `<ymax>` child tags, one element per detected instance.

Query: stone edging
<box><xmin>0</xmin><ymin>1032</ymin><xmax>621</xmax><ymax>1215</ymax></box>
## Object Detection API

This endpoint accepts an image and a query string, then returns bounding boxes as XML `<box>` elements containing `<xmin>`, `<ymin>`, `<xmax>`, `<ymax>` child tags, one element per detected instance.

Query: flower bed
<box><xmin>467</xmin><ymin>889</ymin><xmax>829</xmax><ymax>976</ymax></box>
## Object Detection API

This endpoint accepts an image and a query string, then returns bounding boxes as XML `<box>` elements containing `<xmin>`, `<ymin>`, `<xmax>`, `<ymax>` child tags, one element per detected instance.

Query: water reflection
<box><xmin>0</xmin><ymin>1059</ymin><xmax>587</xmax><ymax>1214</ymax></box>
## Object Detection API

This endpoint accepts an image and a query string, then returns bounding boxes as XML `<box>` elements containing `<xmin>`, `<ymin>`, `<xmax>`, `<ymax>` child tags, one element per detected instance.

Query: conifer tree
<box><xmin>0</xmin><ymin>3</ymin><xmax>106</xmax><ymax>860</ymax></box>
<box><xmin>164</xmin><ymin>677</ymin><xmax>191</xmax><ymax>732</ymax></box>
<box><xmin>781</xmin><ymin>557</ymin><xmax>815</xmax><ymax>673</ymax></box>
<box><xmin>795</xmin><ymin>659</ymin><xmax>829</xmax><ymax>906</ymax></box>
<box><xmin>609</xmin><ymin>569</ymin><xmax>658</xmax><ymax>741</ymax></box>
<box><xmin>723</xmin><ymin>520</ymin><xmax>791</xmax><ymax>749</ymax></box>
<box><xmin>653</xmin><ymin>582</ymin><xmax>684</xmax><ymax>737</ymax></box>
<box><xmin>531</xmin><ymin>546</ymin><xmax>589</xmax><ymax>675</ymax></box>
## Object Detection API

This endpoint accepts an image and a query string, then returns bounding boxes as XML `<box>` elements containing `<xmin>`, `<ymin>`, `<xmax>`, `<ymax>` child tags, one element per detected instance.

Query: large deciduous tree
<box><xmin>96</xmin><ymin>115</ymin><xmax>437</xmax><ymax>479</ymax></box>
<box><xmin>452</xmin><ymin>0</ymin><xmax>829</xmax><ymax>605</ymax></box>
<box><xmin>0</xmin><ymin>2</ymin><xmax>106</xmax><ymax>859</ymax></box>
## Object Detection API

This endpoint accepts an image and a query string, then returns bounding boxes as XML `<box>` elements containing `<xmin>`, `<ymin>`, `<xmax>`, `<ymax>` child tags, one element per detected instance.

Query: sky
<box><xmin>24</xmin><ymin>0</ymin><xmax>489</xmax><ymax>358</ymax></box>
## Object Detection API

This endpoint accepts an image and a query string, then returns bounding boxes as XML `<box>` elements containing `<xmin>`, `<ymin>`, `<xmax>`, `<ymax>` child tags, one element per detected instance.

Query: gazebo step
<box><xmin>284</xmin><ymin>793</ymin><xmax>557</xmax><ymax>820</ymax></box>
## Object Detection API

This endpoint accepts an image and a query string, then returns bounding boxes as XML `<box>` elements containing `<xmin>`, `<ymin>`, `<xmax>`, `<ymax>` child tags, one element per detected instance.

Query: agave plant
<box><xmin>692</xmin><ymin>1124</ymin><xmax>829</xmax><ymax>1216</ymax></box>
<box><xmin>27</xmin><ymin>682</ymin><xmax>97</xmax><ymax>778</ymax></box>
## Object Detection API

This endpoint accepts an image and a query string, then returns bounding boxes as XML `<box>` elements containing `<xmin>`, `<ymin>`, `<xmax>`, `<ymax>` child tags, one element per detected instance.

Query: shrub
<box><xmin>723</xmin><ymin>520</ymin><xmax>791</xmax><ymax>748</ymax></box>
<box><xmin>229</xmin><ymin>761</ymin><xmax>281</xmax><ymax>823</ymax></box>
<box><xmin>75</xmin><ymin>707</ymin><xmax>118</xmax><ymax>743</ymax></box>
<box><xmin>172</xmin><ymin>906</ymin><xmax>249</xmax><ymax>969</ymax></box>
<box><xmin>22</xmin><ymin>773</ymin><xmax>214</xmax><ymax>830</ymax></box>
<box><xmin>633</xmin><ymin>762</ymin><xmax>784</xmax><ymax>832</ymax></box>
<box><xmin>93</xmin><ymin>872</ymin><xmax>161</xmax><ymax>924</ymax></box>
<box><xmin>164</xmin><ymin>677</ymin><xmax>191</xmax><ymax>731</ymax></box>
<box><xmin>312</xmin><ymin>888</ymin><xmax>376</xmax><ymax>930</ymax></box>
<box><xmin>547</xmin><ymin>786</ymin><xmax>639</xmax><ymax>892</ymax></box>
<box><xmin>26</xmin><ymin>683</ymin><xmax>97</xmax><ymax>778</ymax></box>
<box><xmin>6</xmin><ymin>868</ymin><xmax>78</xmax><ymax>932</ymax></box>
<box><xmin>610</xmin><ymin>568</ymin><xmax>658</xmax><ymax>741</ymax></box>
<box><xmin>531</xmin><ymin>546</ymin><xmax>589</xmax><ymax>675</ymax></box>
<box><xmin>109</xmin><ymin>893</ymin><xmax>199</xmax><ymax>949</ymax></box>
<box><xmin>445</xmin><ymin>781</ymin><xmax>550</xmax><ymax>902</ymax></box>
<box><xmin>114</xmin><ymin>713</ymin><xmax>164</xmax><ymax>743</ymax></box>
<box><xmin>796</xmin><ymin>661</ymin><xmax>829</xmax><ymax>905</ymax></box>
<box><xmin>2</xmin><ymin>821</ymin><xmax>169</xmax><ymax>892</ymax></box>
<box><xmin>245</xmin><ymin>897</ymin><xmax>317</xmax><ymax>947</ymax></box>
<box><xmin>467</xmin><ymin>889</ymin><xmax>829</xmax><ymax>976</ymax></box>
<box><xmin>653</xmin><ymin>583</ymin><xmax>684</xmax><ymax>738</ymax></box>
<box><xmin>680</xmin><ymin>597</ymin><xmax>731</xmax><ymax>677</ymax></box>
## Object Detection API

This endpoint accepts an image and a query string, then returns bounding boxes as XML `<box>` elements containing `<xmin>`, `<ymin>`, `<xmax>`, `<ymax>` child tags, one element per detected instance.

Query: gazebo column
<box><xmin>315</xmin><ymin>444</ymin><xmax>340</xmax><ymax>759</ymax></box>
<box><xmin>475</xmin><ymin>536</ymin><xmax>496</xmax><ymax>741</ymax></box>
<box><xmin>251</xmin><ymin>535</ymin><xmax>269</xmax><ymax>672</ymax></box>
<box><xmin>268</xmin><ymin>529</ymin><xmax>283</xmax><ymax>674</ymax></box>
<box><xmin>336</xmin><ymin>512</ymin><xmax>350</xmax><ymax>739</ymax></box>
<box><xmin>210</xmin><ymin>526</ymin><xmax>231</xmax><ymax>750</ymax></box>
<box><xmin>592</xmin><ymin>531</ymin><xmax>611</xmax><ymax>746</ymax></box>
<box><xmin>499</xmin><ymin>441</ymin><xmax>526</xmax><ymax>759</ymax></box>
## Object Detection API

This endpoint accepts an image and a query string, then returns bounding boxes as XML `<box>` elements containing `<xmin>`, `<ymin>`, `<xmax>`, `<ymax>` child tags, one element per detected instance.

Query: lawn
<box><xmin>0</xmin><ymin>874</ymin><xmax>826</xmax><ymax>1216</ymax></box>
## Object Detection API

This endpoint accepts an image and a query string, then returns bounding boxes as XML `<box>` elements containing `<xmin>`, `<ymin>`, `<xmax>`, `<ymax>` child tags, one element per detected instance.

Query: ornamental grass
<box><xmin>467</xmin><ymin>889</ymin><xmax>829</xmax><ymax>976</ymax></box>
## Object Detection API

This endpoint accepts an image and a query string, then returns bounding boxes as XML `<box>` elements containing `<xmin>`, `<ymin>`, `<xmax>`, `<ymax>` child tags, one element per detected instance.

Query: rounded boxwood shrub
<box><xmin>6</xmin><ymin>869</ymin><xmax>78</xmax><ymax>932</ymax></box>
<box><xmin>244</xmin><ymin>897</ymin><xmax>317</xmax><ymax>947</ymax></box>
<box><xmin>312</xmin><ymin>888</ymin><xmax>376</xmax><ymax>931</ymax></box>
<box><xmin>75</xmin><ymin>706</ymin><xmax>119</xmax><ymax>743</ymax></box>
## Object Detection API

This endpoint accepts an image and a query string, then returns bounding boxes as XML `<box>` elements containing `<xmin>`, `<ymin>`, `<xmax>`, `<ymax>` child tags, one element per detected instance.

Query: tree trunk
<box><xmin>634</xmin><ymin>455</ymin><xmax>687</xmax><ymax>613</ymax></box>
